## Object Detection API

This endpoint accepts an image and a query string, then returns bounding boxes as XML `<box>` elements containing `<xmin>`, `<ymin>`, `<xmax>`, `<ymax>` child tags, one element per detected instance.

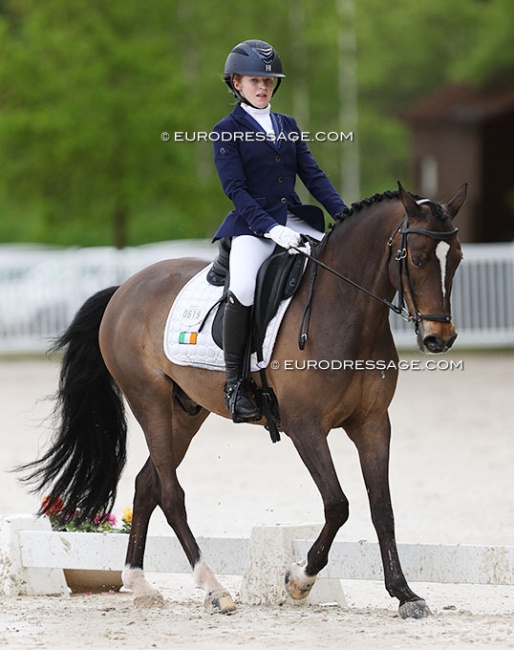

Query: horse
<box><xmin>20</xmin><ymin>182</ymin><xmax>466</xmax><ymax>619</ymax></box>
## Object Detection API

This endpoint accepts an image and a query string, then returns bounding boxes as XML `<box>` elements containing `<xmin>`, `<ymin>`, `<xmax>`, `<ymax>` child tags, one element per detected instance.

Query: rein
<box><xmin>295</xmin><ymin>214</ymin><xmax>459</xmax><ymax>347</ymax></box>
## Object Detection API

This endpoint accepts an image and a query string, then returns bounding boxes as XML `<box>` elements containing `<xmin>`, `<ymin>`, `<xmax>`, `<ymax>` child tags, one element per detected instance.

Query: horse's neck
<box><xmin>321</xmin><ymin>202</ymin><xmax>403</xmax><ymax>318</ymax></box>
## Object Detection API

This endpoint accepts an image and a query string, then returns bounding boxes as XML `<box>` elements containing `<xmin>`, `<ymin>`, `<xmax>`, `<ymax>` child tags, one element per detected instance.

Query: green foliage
<box><xmin>0</xmin><ymin>0</ymin><xmax>195</xmax><ymax>246</ymax></box>
<box><xmin>0</xmin><ymin>0</ymin><xmax>511</xmax><ymax>246</ymax></box>
<box><xmin>450</xmin><ymin>0</ymin><xmax>514</xmax><ymax>86</ymax></box>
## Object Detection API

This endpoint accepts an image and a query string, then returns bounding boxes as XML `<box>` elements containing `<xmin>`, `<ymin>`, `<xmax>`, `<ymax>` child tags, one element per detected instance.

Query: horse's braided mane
<box><xmin>335</xmin><ymin>189</ymin><xmax>447</xmax><ymax>222</ymax></box>
<box><xmin>336</xmin><ymin>190</ymin><xmax>400</xmax><ymax>221</ymax></box>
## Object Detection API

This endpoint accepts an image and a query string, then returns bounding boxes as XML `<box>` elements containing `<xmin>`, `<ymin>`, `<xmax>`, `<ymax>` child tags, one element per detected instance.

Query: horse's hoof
<box><xmin>204</xmin><ymin>589</ymin><xmax>236</xmax><ymax>615</ymax></box>
<box><xmin>134</xmin><ymin>590</ymin><xmax>165</xmax><ymax>609</ymax></box>
<box><xmin>284</xmin><ymin>562</ymin><xmax>317</xmax><ymax>600</ymax></box>
<box><xmin>399</xmin><ymin>599</ymin><xmax>432</xmax><ymax>619</ymax></box>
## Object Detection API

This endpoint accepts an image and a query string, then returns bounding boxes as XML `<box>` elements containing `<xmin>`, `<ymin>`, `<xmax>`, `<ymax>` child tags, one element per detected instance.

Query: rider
<box><xmin>212</xmin><ymin>39</ymin><xmax>347</xmax><ymax>423</ymax></box>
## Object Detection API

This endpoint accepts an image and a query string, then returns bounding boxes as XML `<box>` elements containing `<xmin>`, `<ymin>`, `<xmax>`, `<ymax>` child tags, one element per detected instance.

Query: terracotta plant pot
<box><xmin>64</xmin><ymin>569</ymin><xmax>123</xmax><ymax>593</ymax></box>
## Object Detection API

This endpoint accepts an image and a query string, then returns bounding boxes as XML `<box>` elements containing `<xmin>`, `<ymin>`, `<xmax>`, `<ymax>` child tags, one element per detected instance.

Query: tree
<box><xmin>0</xmin><ymin>1</ymin><xmax>200</xmax><ymax>247</ymax></box>
<box><xmin>451</xmin><ymin>0</ymin><xmax>514</xmax><ymax>86</ymax></box>
<box><xmin>0</xmin><ymin>0</ymin><xmax>512</xmax><ymax>246</ymax></box>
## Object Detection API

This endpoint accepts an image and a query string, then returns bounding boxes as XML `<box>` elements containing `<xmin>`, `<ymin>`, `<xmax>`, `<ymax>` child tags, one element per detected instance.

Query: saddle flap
<box><xmin>210</xmin><ymin>246</ymin><xmax>306</xmax><ymax>356</ymax></box>
<box><xmin>252</xmin><ymin>249</ymin><xmax>304</xmax><ymax>354</ymax></box>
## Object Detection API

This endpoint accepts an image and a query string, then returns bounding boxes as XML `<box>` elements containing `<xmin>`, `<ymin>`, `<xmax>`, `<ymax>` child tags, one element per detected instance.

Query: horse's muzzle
<box><xmin>418</xmin><ymin>322</ymin><xmax>457</xmax><ymax>354</ymax></box>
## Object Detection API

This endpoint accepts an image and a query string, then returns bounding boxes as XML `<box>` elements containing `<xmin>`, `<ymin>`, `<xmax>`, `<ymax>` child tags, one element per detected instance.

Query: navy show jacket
<box><xmin>212</xmin><ymin>104</ymin><xmax>346</xmax><ymax>241</ymax></box>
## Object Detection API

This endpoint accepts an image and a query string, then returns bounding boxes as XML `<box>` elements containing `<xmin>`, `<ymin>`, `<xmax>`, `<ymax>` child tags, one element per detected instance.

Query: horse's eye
<box><xmin>411</xmin><ymin>255</ymin><xmax>425</xmax><ymax>268</ymax></box>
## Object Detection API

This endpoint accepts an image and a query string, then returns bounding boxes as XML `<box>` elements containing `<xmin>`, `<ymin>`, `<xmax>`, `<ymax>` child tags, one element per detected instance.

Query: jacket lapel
<box><xmin>231</xmin><ymin>104</ymin><xmax>280</xmax><ymax>152</ymax></box>
<box><xmin>270</xmin><ymin>113</ymin><xmax>283</xmax><ymax>150</ymax></box>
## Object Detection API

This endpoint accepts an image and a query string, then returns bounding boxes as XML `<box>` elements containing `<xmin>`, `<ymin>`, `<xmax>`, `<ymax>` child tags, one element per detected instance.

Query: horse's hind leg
<box><xmin>122</xmin><ymin>457</ymin><xmax>163</xmax><ymax>607</ymax></box>
<box><xmin>122</xmin><ymin>382</ymin><xmax>236</xmax><ymax>614</ymax></box>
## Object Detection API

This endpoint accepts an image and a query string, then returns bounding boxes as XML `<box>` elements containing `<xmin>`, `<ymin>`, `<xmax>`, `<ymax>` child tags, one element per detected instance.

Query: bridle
<box><xmin>296</xmin><ymin>210</ymin><xmax>459</xmax><ymax>348</ymax></box>
<box><xmin>386</xmin><ymin>214</ymin><xmax>459</xmax><ymax>330</ymax></box>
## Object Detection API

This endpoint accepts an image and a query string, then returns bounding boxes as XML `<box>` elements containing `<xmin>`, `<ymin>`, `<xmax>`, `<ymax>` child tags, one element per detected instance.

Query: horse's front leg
<box><xmin>285</xmin><ymin>424</ymin><xmax>349</xmax><ymax>600</ymax></box>
<box><xmin>346</xmin><ymin>413</ymin><xmax>431</xmax><ymax>619</ymax></box>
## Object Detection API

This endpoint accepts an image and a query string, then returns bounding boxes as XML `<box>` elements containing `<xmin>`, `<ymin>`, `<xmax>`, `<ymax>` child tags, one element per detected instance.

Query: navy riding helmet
<box><xmin>223</xmin><ymin>39</ymin><xmax>285</xmax><ymax>105</ymax></box>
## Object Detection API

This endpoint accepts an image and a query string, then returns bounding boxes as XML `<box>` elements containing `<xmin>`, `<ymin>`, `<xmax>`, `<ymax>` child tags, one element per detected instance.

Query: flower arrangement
<box><xmin>42</xmin><ymin>495</ymin><xmax>132</xmax><ymax>534</ymax></box>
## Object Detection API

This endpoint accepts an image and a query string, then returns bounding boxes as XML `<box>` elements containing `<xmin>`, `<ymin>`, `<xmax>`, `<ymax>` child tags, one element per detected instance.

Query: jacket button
<box><xmin>275</xmin><ymin>155</ymin><xmax>281</xmax><ymax>161</ymax></box>
<box><xmin>278</xmin><ymin>176</ymin><xmax>284</xmax><ymax>183</ymax></box>
<box><xmin>280</xmin><ymin>197</ymin><xmax>287</xmax><ymax>204</ymax></box>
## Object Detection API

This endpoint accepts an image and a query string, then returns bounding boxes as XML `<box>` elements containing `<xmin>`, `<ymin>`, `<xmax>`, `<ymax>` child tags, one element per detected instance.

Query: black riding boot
<box><xmin>223</xmin><ymin>292</ymin><xmax>261</xmax><ymax>423</ymax></box>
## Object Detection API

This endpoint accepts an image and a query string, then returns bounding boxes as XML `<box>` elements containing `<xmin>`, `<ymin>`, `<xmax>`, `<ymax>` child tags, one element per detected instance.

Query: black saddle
<box><xmin>207</xmin><ymin>238</ymin><xmax>306</xmax><ymax>356</ymax></box>
<box><xmin>203</xmin><ymin>237</ymin><xmax>310</xmax><ymax>444</ymax></box>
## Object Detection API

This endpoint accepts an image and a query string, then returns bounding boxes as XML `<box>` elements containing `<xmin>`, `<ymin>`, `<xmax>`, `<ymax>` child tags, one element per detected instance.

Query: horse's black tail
<box><xmin>18</xmin><ymin>286</ymin><xmax>127</xmax><ymax>523</ymax></box>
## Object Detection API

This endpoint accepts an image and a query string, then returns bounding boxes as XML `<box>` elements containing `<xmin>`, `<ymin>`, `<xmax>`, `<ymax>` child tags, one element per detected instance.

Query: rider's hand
<box><xmin>265</xmin><ymin>225</ymin><xmax>302</xmax><ymax>251</ymax></box>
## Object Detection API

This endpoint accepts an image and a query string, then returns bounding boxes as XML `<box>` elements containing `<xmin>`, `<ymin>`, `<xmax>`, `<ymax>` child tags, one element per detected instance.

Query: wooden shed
<box><xmin>400</xmin><ymin>83</ymin><xmax>514</xmax><ymax>243</ymax></box>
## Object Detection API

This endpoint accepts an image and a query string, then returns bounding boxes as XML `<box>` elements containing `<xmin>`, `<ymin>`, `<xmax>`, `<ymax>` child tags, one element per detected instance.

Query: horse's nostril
<box><xmin>423</xmin><ymin>335</ymin><xmax>444</xmax><ymax>353</ymax></box>
<box><xmin>423</xmin><ymin>331</ymin><xmax>458</xmax><ymax>353</ymax></box>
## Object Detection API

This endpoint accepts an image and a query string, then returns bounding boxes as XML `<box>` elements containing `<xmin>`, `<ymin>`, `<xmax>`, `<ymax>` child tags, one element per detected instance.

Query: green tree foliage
<box><xmin>450</xmin><ymin>0</ymin><xmax>514</xmax><ymax>86</ymax></box>
<box><xmin>0</xmin><ymin>1</ymin><xmax>208</xmax><ymax>246</ymax></box>
<box><xmin>355</xmin><ymin>0</ymin><xmax>486</xmax><ymax>194</ymax></box>
<box><xmin>0</xmin><ymin>0</ymin><xmax>511</xmax><ymax>246</ymax></box>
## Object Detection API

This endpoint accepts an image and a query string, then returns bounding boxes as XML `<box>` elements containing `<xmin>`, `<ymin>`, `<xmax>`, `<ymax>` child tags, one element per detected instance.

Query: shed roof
<box><xmin>401</xmin><ymin>83</ymin><xmax>514</xmax><ymax>126</ymax></box>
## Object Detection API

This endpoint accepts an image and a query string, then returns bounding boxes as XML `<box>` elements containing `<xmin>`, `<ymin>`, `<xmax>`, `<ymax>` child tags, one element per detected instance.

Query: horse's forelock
<box><xmin>429</xmin><ymin>202</ymin><xmax>450</xmax><ymax>223</ymax></box>
<box><xmin>416</xmin><ymin>199</ymin><xmax>450</xmax><ymax>223</ymax></box>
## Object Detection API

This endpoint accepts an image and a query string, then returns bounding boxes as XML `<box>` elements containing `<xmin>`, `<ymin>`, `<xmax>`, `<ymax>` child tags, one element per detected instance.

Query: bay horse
<box><xmin>21</xmin><ymin>182</ymin><xmax>466</xmax><ymax>619</ymax></box>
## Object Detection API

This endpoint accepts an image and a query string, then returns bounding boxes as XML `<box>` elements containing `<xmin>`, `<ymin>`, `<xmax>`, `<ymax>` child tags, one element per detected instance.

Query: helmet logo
<box><xmin>265</xmin><ymin>64</ymin><xmax>271</xmax><ymax>71</ymax></box>
<box><xmin>251</xmin><ymin>44</ymin><xmax>274</xmax><ymax>65</ymax></box>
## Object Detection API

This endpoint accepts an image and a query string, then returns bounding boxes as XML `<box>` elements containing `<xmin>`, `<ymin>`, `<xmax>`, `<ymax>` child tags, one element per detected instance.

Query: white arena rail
<box><xmin>0</xmin><ymin>241</ymin><xmax>216</xmax><ymax>354</ymax></box>
<box><xmin>390</xmin><ymin>242</ymin><xmax>514</xmax><ymax>348</ymax></box>
<box><xmin>0</xmin><ymin>241</ymin><xmax>512</xmax><ymax>353</ymax></box>
<box><xmin>1</xmin><ymin>515</ymin><xmax>514</xmax><ymax>605</ymax></box>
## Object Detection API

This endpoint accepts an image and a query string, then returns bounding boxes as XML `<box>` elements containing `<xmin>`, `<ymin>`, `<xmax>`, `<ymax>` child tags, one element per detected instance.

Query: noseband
<box><xmin>387</xmin><ymin>214</ymin><xmax>459</xmax><ymax>331</ymax></box>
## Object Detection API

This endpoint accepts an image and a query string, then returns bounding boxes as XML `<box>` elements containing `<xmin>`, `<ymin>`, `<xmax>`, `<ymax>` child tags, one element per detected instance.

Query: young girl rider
<box><xmin>212</xmin><ymin>39</ymin><xmax>347</xmax><ymax>423</ymax></box>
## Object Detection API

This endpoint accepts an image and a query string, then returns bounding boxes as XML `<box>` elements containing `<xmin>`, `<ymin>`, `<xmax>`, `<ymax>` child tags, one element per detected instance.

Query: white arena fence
<box><xmin>390</xmin><ymin>241</ymin><xmax>514</xmax><ymax>349</ymax></box>
<box><xmin>0</xmin><ymin>241</ymin><xmax>512</xmax><ymax>353</ymax></box>
<box><xmin>0</xmin><ymin>241</ymin><xmax>216</xmax><ymax>354</ymax></box>
<box><xmin>1</xmin><ymin>515</ymin><xmax>514</xmax><ymax>603</ymax></box>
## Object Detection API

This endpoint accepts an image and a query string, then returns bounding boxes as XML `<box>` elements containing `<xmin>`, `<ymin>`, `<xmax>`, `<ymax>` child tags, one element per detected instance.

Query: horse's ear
<box><xmin>397</xmin><ymin>181</ymin><xmax>422</xmax><ymax>221</ymax></box>
<box><xmin>444</xmin><ymin>183</ymin><xmax>468</xmax><ymax>220</ymax></box>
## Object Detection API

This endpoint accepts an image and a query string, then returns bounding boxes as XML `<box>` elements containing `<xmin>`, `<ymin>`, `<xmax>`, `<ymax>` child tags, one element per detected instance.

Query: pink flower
<box><xmin>106</xmin><ymin>513</ymin><xmax>117</xmax><ymax>526</ymax></box>
<box><xmin>92</xmin><ymin>512</ymin><xmax>117</xmax><ymax>527</ymax></box>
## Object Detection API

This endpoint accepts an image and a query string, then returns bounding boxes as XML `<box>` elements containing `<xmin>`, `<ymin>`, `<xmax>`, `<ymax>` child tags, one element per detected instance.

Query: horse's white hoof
<box><xmin>284</xmin><ymin>562</ymin><xmax>317</xmax><ymax>600</ymax></box>
<box><xmin>134</xmin><ymin>590</ymin><xmax>165</xmax><ymax>608</ymax></box>
<box><xmin>204</xmin><ymin>589</ymin><xmax>236</xmax><ymax>615</ymax></box>
<box><xmin>399</xmin><ymin>599</ymin><xmax>432</xmax><ymax>619</ymax></box>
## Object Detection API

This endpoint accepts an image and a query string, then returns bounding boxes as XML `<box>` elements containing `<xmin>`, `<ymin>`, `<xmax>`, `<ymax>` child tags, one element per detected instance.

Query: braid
<box><xmin>335</xmin><ymin>190</ymin><xmax>400</xmax><ymax>221</ymax></box>
<box><xmin>334</xmin><ymin>188</ymin><xmax>449</xmax><ymax>224</ymax></box>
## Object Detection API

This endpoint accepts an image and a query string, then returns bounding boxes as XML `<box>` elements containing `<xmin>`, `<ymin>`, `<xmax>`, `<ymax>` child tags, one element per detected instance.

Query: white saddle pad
<box><xmin>164</xmin><ymin>265</ymin><xmax>293</xmax><ymax>371</ymax></box>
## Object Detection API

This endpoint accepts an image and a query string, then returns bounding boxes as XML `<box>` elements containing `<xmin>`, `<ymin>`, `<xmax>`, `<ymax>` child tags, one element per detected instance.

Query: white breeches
<box><xmin>229</xmin><ymin>214</ymin><xmax>324</xmax><ymax>306</ymax></box>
